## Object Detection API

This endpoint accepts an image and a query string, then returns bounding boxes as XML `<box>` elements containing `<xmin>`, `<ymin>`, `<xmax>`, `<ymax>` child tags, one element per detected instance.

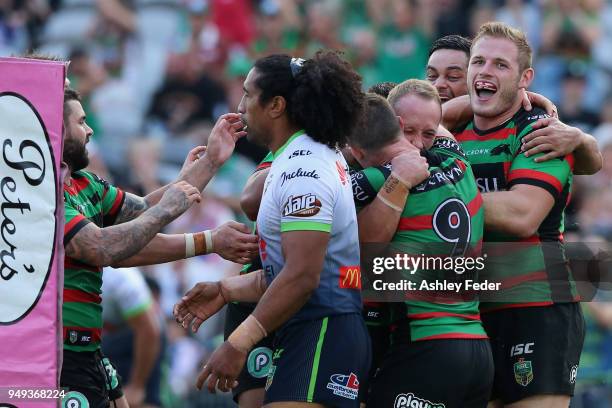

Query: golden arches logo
<box><xmin>339</xmin><ymin>266</ymin><xmax>361</xmax><ymax>289</ymax></box>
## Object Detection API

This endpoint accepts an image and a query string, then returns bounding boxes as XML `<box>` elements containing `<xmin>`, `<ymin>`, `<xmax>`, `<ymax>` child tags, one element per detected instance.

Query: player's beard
<box><xmin>63</xmin><ymin>137</ymin><xmax>89</xmax><ymax>172</ymax></box>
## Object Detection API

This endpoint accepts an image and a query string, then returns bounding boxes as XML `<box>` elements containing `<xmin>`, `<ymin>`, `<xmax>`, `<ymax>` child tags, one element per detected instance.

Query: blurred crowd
<box><xmin>3</xmin><ymin>0</ymin><xmax>612</xmax><ymax>406</ymax></box>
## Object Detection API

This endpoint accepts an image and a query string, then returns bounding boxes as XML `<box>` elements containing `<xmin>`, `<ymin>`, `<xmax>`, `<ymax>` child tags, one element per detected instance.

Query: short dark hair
<box><xmin>368</xmin><ymin>82</ymin><xmax>397</xmax><ymax>99</ymax></box>
<box><xmin>63</xmin><ymin>87</ymin><xmax>81</xmax><ymax>122</ymax></box>
<box><xmin>253</xmin><ymin>50</ymin><xmax>364</xmax><ymax>149</ymax></box>
<box><xmin>349</xmin><ymin>93</ymin><xmax>400</xmax><ymax>152</ymax></box>
<box><xmin>429</xmin><ymin>35</ymin><xmax>472</xmax><ymax>58</ymax></box>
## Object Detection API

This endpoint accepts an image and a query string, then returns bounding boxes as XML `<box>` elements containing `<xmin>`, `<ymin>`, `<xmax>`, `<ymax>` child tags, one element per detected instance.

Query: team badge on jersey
<box><xmin>283</xmin><ymin>194</ymin><xmax>321</xmax><ymax>217</ymax></box>
<box><xmin>326</xmin><ymin>373</ymin><xmax>359</xmax><ymax>400</ymax></box>
<box><xmin>514</xmin><ymin>358</ymin><xmax>534</xmax><ymax>386</ymax></box>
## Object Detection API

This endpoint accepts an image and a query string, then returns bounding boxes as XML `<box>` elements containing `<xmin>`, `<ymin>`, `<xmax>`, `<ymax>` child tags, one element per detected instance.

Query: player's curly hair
<box><xmin>253</xmin><ymin>50</ymin><xmax>364</xmax><ymax>149</ymax></box>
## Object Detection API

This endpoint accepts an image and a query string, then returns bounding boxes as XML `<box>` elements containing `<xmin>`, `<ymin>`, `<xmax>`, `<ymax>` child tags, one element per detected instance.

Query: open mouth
<box><xmin>474</xmin><ymin>80</ymin><xmax>497</xmax><ymax>101</ymax></box>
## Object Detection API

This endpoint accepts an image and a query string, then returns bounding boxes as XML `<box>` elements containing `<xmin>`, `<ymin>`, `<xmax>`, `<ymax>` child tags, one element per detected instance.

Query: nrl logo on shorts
<box><xmin>514</xmin><ymin>358</ymin><xmax>534</xmax><ymax>387</ymax></box>
<box><xmin>283</xmin><ymin>194</ymin><xmax>321</xmax><ymax>217</ymax></box>
<box><xmin>69</xmin><ymin>330</ymin><xmax>78</xmax><ymax>344</ymax></box>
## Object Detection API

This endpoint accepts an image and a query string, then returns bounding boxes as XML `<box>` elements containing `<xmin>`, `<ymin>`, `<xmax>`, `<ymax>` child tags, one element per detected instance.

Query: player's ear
<box><xmin>519</xmin><ymin>68</ymin><xmax>534</xmax><ymax>90</ymax></box>
<box><xmin>349</xmin><ymin>145</ymin><xmax>366</xmax><ymax>165</ymax></box>
<box><xmin>397</xmin><ymin>115</ymin><xmax>404</xmax><ymax>130</ymax></box>
<box><xmin>268</xmin><ymin>96</ymin><xmax>287</xmax><ymax>119</ymax></box>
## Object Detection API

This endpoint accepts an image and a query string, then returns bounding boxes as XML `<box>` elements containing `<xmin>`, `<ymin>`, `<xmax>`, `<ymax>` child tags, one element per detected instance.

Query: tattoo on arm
<box><xmin>65</xmin><ymin>205</ymin><xmax>174</xmax><ymax>266</ymax></box>
<box><xmin>115</xmin><ymin>192</ymin><xmax>150</xmax><ymax>224</ymax></box>
<box><xmin>383</xmin><ymin>176</ymin><xmax>401</xmax><ymax>194</ymax></box>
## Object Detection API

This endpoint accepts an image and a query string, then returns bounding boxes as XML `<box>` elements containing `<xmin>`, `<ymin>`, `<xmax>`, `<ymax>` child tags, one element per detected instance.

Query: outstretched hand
<box><xmin>205</xmin><ymin>113</ymin><xmax>247</xmax><ymax>169</ymax></box>
<box><xmin>179</xmin><ymin>145</ymin><xmax>207</xmax><ymax>181</ymax></box>
<box><xmin>173</xmin><ymin>281</ymin><xmax>227</xmax><ymax>333</ymax></box>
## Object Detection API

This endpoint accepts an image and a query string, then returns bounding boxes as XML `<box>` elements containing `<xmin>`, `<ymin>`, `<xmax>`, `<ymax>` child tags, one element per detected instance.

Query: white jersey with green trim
<box><xmin>102</xmin><ymin>267</ymin><xmax>152</xmax><ymax>329</ymax></box>
<box><xmin>257</xmin><ymin>130</ymin><xmax>362</xmax><ymax>323</ymax></box>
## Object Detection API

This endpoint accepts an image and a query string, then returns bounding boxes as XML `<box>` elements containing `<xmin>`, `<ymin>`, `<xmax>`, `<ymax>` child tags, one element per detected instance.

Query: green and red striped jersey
<box><xmin>352</xmin><ymin>138</ymin><xmax>487</xmax><ymax>341</ymax></box>
<box><xmin>63</xmin><ymin>171</ymin><xmax>125</xmax><ymax>352</ymax></box>
<box><xmin>454</xmin><ymin>107</ymin><xmax>578</xmax><ymax>311</ymax></box>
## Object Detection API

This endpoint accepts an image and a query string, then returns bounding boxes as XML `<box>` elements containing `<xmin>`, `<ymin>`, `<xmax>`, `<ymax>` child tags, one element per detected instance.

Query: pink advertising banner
<box><xmin>0</xmin><ymin>58</ymin><xmax>65</xmax><ymax>407</ymax></box>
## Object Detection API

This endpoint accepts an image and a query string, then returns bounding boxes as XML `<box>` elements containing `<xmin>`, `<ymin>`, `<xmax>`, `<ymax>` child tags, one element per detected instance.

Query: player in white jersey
<box><xmin>174</xmin><ymin>51</ymin><xmax>369</xmax><ymax>408</ymax></box>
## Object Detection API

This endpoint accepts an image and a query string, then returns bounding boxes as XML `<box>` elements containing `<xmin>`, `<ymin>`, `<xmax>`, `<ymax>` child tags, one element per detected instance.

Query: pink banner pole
<box><xmin>0</xmin><ymin>58</ymin><xmax>65</xmax><ymax>408</ymax></box>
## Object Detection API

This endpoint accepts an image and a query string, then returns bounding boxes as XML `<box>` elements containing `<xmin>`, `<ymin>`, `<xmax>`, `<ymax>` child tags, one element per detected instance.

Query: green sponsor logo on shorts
<box><xmin>273</xmin><ymin>348</ymin><xmax>284</xmax><ymax>360</ymax></box>
<box><xmin>62</xmin><ymin>391</ymin><xmax>90</xmax><ymax>408</ymax></box>
<box><xmin>247</xmin><ymin>347</ymin><xmax>273</xmax><ymax>378</ymax></box>
<box><xmin>514</xmin><ymin>358</ymin><xmax>534</xmax><ymax>387</ymax></box>
<box><xmin>102</xmin><ymin>358</ymin><xmax>119</xmax><ymax>390</ymax></box>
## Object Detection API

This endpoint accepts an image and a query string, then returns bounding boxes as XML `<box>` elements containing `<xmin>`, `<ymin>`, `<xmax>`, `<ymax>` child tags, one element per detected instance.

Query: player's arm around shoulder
<box><xmin>354</xmin><ymin>152</ymin><xmax>429</xmax><ymax>243</ymax></box>
<box><xmin>520</xmin><ymin>116</ymin><xmax>602</xmax><ymax>175</ymax></box>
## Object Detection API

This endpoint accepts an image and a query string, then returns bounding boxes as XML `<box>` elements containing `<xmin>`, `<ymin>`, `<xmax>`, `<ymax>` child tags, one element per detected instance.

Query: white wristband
<box><xmin>185</xmin><ymin>233</ymin><xmax>196</xmax><ymax>258</ymax></box>
<box><xmin>204</xmin><ymin>230</ymin><xmax>213</xmax><ymax>254</ymax></box>
<box><xmin>378</xmin><ymin>194</ymin><xmax>403</xmax><ymax>212</ymax></box>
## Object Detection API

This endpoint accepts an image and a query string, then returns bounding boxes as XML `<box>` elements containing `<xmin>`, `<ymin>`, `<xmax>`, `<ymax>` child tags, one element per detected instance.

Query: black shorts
<box><xmin>60</xmin><ymin>349</ymin><xmax>123</xmax><ymax>408</ymax></box>
<box><xmin>264</xmin><ymin>313</ymin><xmax>371</xmax><ymax>408</ymax></box>
<box><xmin>224</xmin><ymin>301</ymin><xmax>275</xmax><ymax>402</ymax></box>
<box><xmin>367</xmin><ymin>338</ymin><xmax>493</xmax><ymax>408</ymax></box>
<box><xmin>482</xmin><ymin>302</ymin><xmax>585</xmax><ymax>404</ymax></box>
<box><xmin>362</xmin><ymin>302</ymin><xmax>392</xmax><ymax>402</ymax></box>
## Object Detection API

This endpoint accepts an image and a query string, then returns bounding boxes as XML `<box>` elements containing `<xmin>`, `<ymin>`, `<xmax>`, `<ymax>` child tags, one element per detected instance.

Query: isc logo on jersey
<box><xmin>283</xmin><ymin>194</ymin><xmax>321</xmax><ymax>217</ymax></box>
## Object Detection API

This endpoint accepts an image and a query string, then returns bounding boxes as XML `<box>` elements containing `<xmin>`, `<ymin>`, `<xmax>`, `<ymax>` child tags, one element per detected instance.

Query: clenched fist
<box><xmin>390</xmin><ymin>150</ymin><xmax>430</xmax><ymax>189</ymax></box>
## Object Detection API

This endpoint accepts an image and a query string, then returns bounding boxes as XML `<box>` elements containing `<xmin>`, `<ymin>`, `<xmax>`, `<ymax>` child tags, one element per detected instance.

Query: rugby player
<box><xmin>60</xmin><ymin>88</ymin><xmax>257</xmax><ymax>408</ymax></box>
<box><xmin>428</xmin><ymin>35</ymin><xmax>602</xmax><ymax>174</ymax></box>
<box><xmin>223</xmin><ymin>151</ymin><xmax>274</xmax><ymax>408</ymax></box>
<box><xmin>351</xmin><ymin>87</ymin><xmax>493</xmax><ymax>408</ymax></box>
<box><xmin>174</xmin><ymin>51</ymin><xmax>370</xmax><ymax>408</ymax></box>
<box><xmin>426</xmin><ymin>35</ymin><xmax>471</xmax><ymax>104</ymax></box>
<box><xmin>453</xmin><ymin>22</ymin><xmax>583</xmax><ymax>408</ymax></box>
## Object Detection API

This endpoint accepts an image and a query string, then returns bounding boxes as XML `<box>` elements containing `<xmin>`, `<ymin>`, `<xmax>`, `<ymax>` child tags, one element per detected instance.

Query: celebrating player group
<box><xmin>175</xmin><ymin>23</ymin><xmax>601</xmax><ymax>408</ymax></box>
<box><xmin>171</xmin><ymin>22</ymin><xmax>600</xmax><ymax>408</ymax></box>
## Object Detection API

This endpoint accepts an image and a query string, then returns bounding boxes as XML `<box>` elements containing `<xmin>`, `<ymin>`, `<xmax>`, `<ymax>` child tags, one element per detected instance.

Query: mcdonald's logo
<box><xmin>339</xmin><ymin>266</ymin><xmax>361</xmax><ymax>289</ymax></box>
